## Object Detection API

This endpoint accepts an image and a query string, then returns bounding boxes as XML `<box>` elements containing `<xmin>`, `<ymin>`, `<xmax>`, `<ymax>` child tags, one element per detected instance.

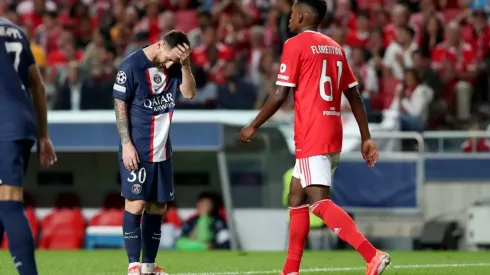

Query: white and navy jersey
<box><xmin>113</xmin><ymin>48</ymin><xmax>182</xmax><ymax>162</ymax></box>
<box><xmin>0</xmin><ymin>18</ymin><xmax>37</xmax><ymax>141</ymax></box>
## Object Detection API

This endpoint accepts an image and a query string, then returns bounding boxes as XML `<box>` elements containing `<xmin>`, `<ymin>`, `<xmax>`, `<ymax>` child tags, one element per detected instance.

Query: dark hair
<box><xmin>134</xmin><ymin>31</ymin><xmax>149</xmax><ymax>42</ymax></box>
<box><xmin>297</xmin><ymin>0</ymin><xmax>327</xmax><ymax>23</ymax></box>
<box><xmin>420</xmin><ymin>16</ymin><xmax>444</xmax><ymax>54</ymax></box>
<box><xmin>202</xmin><ymin>24</ymin><xmax>217</xmax><ymax>33</ymax></box>
<box><xmin>356</xmin><ymin>9</ymin><xmax>370</xmax><ymax>19</ymax></box>
<box><xmin>162</xmin><ymin>30</ymin><xmax>190</xmax><ymax>48</ymax></box>
<box><xmin>412</xmin><ymin>48</ymin><xmax>431</xmax><ymax>60</ymax></box>
<box><xmin>401</xmin><ymin>25</ymin><xmax>415</xmax><ymax>38</ymax></box>
<box><xmin>351</xmin><ymin>46</ymin><xmax>368</xmax><ymax>61</ymax></box>
<box><xmin>103</xmin><ymin>41</ymin><xmax>117</xmax><ymax>57</ymax></box>
<box><xmin>197</xmin><ymin>10</ymin><xmax>212</xmax><ymax>20</ymax></box>
<box><xmin>198</xmin><ymin>192</ymin><xmax>223</xmax><ymax>217</ymax></box>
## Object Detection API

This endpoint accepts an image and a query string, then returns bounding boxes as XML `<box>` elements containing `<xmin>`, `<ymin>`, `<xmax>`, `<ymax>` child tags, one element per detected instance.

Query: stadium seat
<box><xmin>1</xmin><ymin>207</ymin><xmax>39</xmax><ymax>250</ymax></box>
<box><xmin>54</xmin><ymin>192</ymin><xmax>81</xmax><ymax>209</ymax></box>
<box><xmin>39</xmin><ymin>208</ymin><xmax>85</xmax><ymax>249</ymax></box>
<box><xmin>175</xmin><ymin>10</ymin><xmax>198</xmax><ymax>33</ymax></box>
<box><xmin>163</xmin><ymin>206</ymin><xmax>182</xmax><ymax>227</ymax></box>
<box><xmin>89</xmin><ymin>209</ymin><xmax>124</xmax><ymax>226</ymax></box>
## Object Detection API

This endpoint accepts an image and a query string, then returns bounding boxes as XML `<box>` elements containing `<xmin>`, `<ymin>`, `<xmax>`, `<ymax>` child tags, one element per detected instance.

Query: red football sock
<box><xmin>282</xmin><ymin>205</ymin><xmax>310</xmax><ymax>274</ymax></box>
<box><xmin>311</xmin><ymin>199</ymin><xmax>376</xmax><ymax>263</ymax></box>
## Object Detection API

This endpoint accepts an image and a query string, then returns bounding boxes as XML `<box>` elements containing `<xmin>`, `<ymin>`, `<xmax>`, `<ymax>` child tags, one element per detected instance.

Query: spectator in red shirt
<box><xmin>192</xmin><ymin>25</ymin><xmax>232</xmax><ymax>84</ymax></box>
<box><xmin>19</xmin><ymin>0</ymin><xmax>56</xmax><ymax>33</ymax></box>
<box><xmin>188</xmin><ymin>11</ymin><xmax>213</xmax><ymax>48</ymax></box>
<box><xmin>384</xmin><ymin>4</ymin><xmax>410</xmax><ymax>47</ymax></box>
<box><xmin>410</xmin><ymin>0</ymin><xmax>443</xmax><ymax>32</ymax></box>
<box><xmin>365</xmin><ymin>28</ymin><xmax>385</xmax><ymax>76</ymax></box>
<box><xmin>371</xmin><ymin>5</ymin><xmax>389</xmax><ymax>30</ymax></box>
<box><xmin>350</xmin><ymin>47</ymin><xmax>379</xmax><ymax>102</ymax></box>
<box><xmin>47</xmin><ymin>30</ymin><xmax>84</xmax><ymax>68</ymax></box>
<box><xmin>333</xmin><ymin>0</ymin><xmax>356</xmax><ymax>30</ymax></box>
<box><xmin>431</xmin><ymin>21</ymin><xmax>477</xmax><ymax>122</ymax></box>
<box><xmin>331</xmin><ymin>26</ymin><xmax>351</xmax><ymax>60</ymax></box>
<box><xmin>136</xmin><ymin>0</ymin><xmax>165</xmax><ymax>43</ymax></box>
<box><xmin>345</xmin><ymin>10</ymin><xmax>370</xmax><ymax>47</ymax></box>
<box><xmin>35</xmin><ymin>10</ymin><xmax>62</xmax><ymax>53</ymax></box>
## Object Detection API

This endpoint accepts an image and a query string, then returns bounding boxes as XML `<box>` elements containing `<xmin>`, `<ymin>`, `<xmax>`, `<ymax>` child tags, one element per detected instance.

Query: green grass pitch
<box><xmin>0</xmin><ymin>250</ymin><xmax>490</xmax><ymax>275</ymax></box>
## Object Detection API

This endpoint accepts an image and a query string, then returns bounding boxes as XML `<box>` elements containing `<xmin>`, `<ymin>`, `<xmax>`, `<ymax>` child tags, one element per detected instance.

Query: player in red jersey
<box><xmin>240</xmin><ymin>1</ymin><xmax>390</xmax><ymax>274</ymax></box>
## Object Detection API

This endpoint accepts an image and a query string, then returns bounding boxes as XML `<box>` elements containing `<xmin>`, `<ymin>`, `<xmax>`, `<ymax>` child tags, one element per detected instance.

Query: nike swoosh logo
<box><xmin>124</xmin><ymin>232</ymin><xmax>135</xmax><ymax>235</ymax></box>
<box><xmin>170</xmin><ymin>191</ymin><xmax>174</xmax><ymax>196</ymax></box>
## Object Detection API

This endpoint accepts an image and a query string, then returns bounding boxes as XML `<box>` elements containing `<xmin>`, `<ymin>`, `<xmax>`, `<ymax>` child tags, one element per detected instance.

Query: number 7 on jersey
<box><xmin>319</xmin><ymin>60</ymin><xmax>343</xmax><ymax>102</ymax></box>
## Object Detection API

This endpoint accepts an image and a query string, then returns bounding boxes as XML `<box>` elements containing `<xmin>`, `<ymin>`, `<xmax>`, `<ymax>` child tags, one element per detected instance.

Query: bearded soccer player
<box><xmin>240</xmin><ymin>1</ymin><xmax>391</xmax><ymax>274</ymax></box>
<box><xmin>0</xmin><ymin>18</ymin><xmax>57</xmax><ymax>275</ymax></box>
<box><xmin>113</xmin><ymin>30</ymin><xmax>195</xmax><ymax>275</ymax></box>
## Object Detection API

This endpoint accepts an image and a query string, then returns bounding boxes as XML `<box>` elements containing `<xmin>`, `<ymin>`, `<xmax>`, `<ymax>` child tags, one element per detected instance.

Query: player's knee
<box><xmin>288</xmin><ymin>193</ymin><xmax>306</xmax><ymax>208</ymax></box>
<box><xmin>145</xmin><ymin>202</ymin><xmax>167</xmax><ymax>215</ymax></box>
<box><xmin>125</xmin><ymin>199</ymin><xmax>146</xmax><ymax>214</ymax></box>
<box><xmin>0</xmin><ymin>185</ymin><xmax>23</xmax><ymax>201</ymax></box>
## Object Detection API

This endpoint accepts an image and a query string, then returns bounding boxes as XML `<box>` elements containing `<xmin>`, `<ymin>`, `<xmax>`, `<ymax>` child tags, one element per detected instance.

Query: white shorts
<box><xmin>292</xmin><ymin>153</ymin><xmax>340</xmax><ymax>188</ymax></box>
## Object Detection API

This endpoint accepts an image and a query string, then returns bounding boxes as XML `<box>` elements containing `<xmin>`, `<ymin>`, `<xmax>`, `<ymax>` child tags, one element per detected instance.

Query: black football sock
<box><xmin>141</xmin><ymin>212</ymin><xmax>162</xmax><ymax>264</ymax></box>
<box><xmin>0</xmin><ymin>201</ymin><xmax>38</xmax><ymax>275</ymax></box>
<box><xmin>123</xmin><ymin>211</ymin><xmax>142</xmax><ymax>263</ymax></box>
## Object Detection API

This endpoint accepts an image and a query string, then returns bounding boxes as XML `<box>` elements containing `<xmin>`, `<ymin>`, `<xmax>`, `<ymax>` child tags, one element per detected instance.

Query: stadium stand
<box><xmin>1</xmin><ymin>0</ymin><xmax>487</xmax><ymax>130</ymax></box>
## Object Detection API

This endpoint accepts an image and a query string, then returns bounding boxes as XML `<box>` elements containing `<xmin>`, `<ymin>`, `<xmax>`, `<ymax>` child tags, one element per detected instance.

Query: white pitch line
<box><xmin>174</xmin><ymin>263</ymin><xmax>490</xmax><ymax>275</ymax></box>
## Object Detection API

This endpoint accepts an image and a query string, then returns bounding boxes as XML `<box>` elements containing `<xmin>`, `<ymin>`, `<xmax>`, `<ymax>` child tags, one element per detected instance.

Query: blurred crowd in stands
<box><xmin>1</xmin><ymin>0</ymin><xmax>490</xmax><ymax>131</ymax></box>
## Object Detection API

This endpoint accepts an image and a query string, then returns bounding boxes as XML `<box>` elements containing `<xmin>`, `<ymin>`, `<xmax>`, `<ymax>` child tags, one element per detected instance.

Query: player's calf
<box><xmin>124</xmin><ymin>199</ymin><xmax>145</xmax><ymax>265</ymax></box>
<box><xmin>310</xmin><ymin>198</ymin><xmax>377</xmax><ymax>263</ymax></box>
<box><xmin>141</xmin><ymin>202</ymin><xmax>166</xmax><ymax>267</ymax></box>
<box><xmin>282</xmin><ymin>177</ymin><xmax>309</xmax><ymax>275</ymax></box>
<box><xmin>0</xmin><ymin>200</ymin><xmax>38</xmax><ymax>275</ymax></box>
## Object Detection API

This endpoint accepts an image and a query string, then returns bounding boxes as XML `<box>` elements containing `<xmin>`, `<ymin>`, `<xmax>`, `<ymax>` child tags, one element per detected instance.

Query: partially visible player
<box><xmin>240</xmin><ymin>1</ymin><xmax>390</xmax><ymax>275</ymax></box>
<box><xmin>0</xmin><ymin>18</ymin><xmax>57</xmax><ymax>275</ymax></box>
<box><xmin>113</xmin><ymin>30</ymin><xmax>195</xmax><ymax>275</ymax></box>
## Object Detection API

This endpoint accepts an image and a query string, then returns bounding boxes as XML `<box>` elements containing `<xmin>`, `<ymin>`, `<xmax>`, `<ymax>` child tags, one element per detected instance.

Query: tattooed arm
<box><xmin>114</xmin><ymin>98</ymin><xmax>131</xmax><ymax>145</ymax></box>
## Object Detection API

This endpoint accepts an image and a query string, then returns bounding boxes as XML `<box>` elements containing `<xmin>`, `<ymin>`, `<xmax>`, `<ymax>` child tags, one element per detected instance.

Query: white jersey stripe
<box><xmin>152</xmin><ymin>112</ymin><xmax>171</xmax><ymax>162</ymax></box>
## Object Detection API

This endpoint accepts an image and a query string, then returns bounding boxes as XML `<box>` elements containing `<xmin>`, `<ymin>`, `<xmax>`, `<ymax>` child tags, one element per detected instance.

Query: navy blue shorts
<box><xmin>0</xmin><ymin>140</ymin><xmax>34</xmax><ymax>186</ymax></box>
<box><xmin>120</xmin><ymin>159</ymin><xmax>175</xmax><ymax>203</ymax></box>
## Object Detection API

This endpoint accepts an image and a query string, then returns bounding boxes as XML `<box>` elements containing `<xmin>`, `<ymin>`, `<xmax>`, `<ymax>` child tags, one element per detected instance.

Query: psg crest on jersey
<box><xmin>132</xmin><ymin>183</ymin><xmax>142</xmax><ymax>194</ymax></box>
<box><xmin>153</xmin><ymin>74</ymin><xmax>162</xmax><ymax>84</ymax></box>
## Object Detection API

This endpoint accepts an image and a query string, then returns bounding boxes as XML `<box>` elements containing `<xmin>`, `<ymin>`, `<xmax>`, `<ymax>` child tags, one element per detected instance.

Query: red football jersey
<box><xmin>276</xmin><ymin>31</ymin><xmax>358</xmax><ymax>158</ymax></box>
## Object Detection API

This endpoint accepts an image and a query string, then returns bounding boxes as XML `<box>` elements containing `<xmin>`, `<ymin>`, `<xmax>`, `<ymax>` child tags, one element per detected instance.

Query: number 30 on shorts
<box><xmin>128</xmin><ymin>167</ymin><xmax>147</xmax><ymax>184</ymax></box>
<box><xmin>319</xmin><ymin>60</ymin><xmax>343</xmax><ymax>102</ymax></box>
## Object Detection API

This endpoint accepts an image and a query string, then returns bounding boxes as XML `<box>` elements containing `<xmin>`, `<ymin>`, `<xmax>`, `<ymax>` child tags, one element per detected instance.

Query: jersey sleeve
<box><xmin>276</xmin><ymin>40</ymin><xmax>301</xmax><ymax>88</ymax></box>
<box><xmin>340</xmin><ymin>54</ymin><xmax>358</xmax><ymax>92</ymax></box>
<box><xmin>113</xmin><ymin>61</ymin><xmax>135</xmax><ymax>102</ymax></box>
<box><xmin>20</xmin><ymin>30</ymin><xmax>35</xmax><ymax>68</ymax></box>
<box><xmin>22</xmin><ymin>43</ymin><xmax>35</xmax><ymax>68</ymax></box>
